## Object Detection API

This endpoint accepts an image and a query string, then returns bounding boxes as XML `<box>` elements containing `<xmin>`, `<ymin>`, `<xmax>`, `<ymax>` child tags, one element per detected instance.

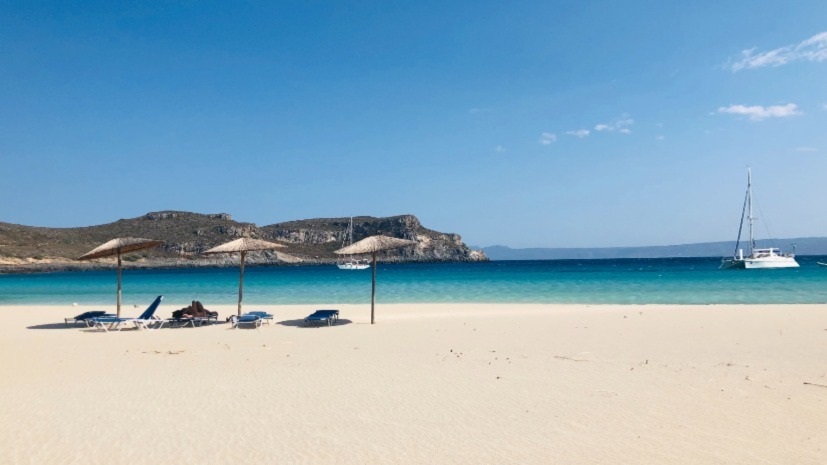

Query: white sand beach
<box><xmin>1</xmin><ymin>303</ymin><xmax>825</xmax><ymax>464</ymax></box>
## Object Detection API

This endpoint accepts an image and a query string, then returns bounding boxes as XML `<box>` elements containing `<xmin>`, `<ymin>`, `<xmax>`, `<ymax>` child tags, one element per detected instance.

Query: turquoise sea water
<box><xmin>2</xmin><ymin>257</ymin><xmax>827</xmax><ymax>307</ymax></box>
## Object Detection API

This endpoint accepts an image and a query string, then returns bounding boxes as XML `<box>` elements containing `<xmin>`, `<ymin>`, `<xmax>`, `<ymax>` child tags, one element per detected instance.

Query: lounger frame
<box><xmin>90</xmin><ymin>296</ymin><xmax>163</xmax><ymax>332</ymax></box>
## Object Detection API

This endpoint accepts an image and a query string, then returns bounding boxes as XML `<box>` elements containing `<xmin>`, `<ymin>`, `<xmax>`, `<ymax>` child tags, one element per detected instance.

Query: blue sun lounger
<box><xmin>304</xmin><ymin>309</ymin><xmax>339</xmax><ymax>326</ymax></box>
<box><xmin>231</xmin><ymin>311</ymin><xmax>274</xmax><ymax>329</ymax></box>
<box><xmin>90</xmin><ymin>296</ymin><xmax>164</xmax><ymax>332</ymax></box>
<box><xmin>233</xmin><ymin>314</ymin><xmax>262</xmax><ymax>329</ymax></box>
<box><xmin>246</xmin><ymin>311</ymin><xmax>273</xmax><ymax>322</ymax></box>
<box><xmin>65</xmin><ymin>310</ymin><xmax>116</xmax><ymax>327</ymax></box>
<box><xmin>233</xmin><ymin>312</ymin><xmax>273</xmax><ymax>329</ymax></box>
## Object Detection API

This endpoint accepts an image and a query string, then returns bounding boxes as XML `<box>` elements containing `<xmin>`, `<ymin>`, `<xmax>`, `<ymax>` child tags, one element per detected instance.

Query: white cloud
<box><xmin>795</xmin><ymin>146</ymin><xmax>818</xmax><ymax>152</ymax></box>
<box><xmin>543</xmin><ymin>114</ymin><xmax>633</xmax><ymax>143</ymax></box>
<box><xmin>539</xmin><ymin>132</ymin><xmax>557</xmax><ymax>145</ymax></box>
<box><xmin>727</xmin><ymin>31</ymin><xmax>827</xmax><ymax>71</ymax></box>
<box><xmin>565</xmin><ymin>129</ymin><xmax>590</xmax><ymax>138</ymax></box>
<box><xmin>594</xmin><ymin>115</ymin><xmax>634</xmax><ymax>134</ymax></box>
<box><xmin>495</xmin><ymin>145</ymin><xmax>506</xmax><ymax>152</ymax></box>
<box><xmin>655</xmin><ymin>135</ymin><xmax>666</xmax><ymax>140</ymax></box>
<box><xmin>717</xmin><ymin>103</ymin><xmax>801</xmax><ymax>121</ymax></box>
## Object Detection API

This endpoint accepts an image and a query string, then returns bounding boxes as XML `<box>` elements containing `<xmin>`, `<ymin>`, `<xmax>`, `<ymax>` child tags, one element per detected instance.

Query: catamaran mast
<box><xmin>747</xmin><ymin>168</ymin><xmax>755</xmax><ymax>255</ymax></box>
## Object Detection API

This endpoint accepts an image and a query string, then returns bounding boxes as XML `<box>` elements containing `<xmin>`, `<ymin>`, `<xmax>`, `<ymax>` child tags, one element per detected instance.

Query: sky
<box><xmin>1</xmin><ymin>1</ymin><xmax>826</xmax><ymax>248</ymax></box>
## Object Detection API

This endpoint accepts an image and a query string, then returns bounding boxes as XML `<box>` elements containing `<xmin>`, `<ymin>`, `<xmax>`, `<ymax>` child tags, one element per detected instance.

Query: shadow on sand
<box><xmin>27</xmin><ymin>323</ymin><xmax>84</xmax><ymax>330</ymax></box>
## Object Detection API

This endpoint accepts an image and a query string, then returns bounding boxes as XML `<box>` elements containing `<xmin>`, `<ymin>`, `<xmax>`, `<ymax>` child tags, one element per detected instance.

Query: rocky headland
<box><xmin>0</xmin><ymin>211</ymin><xmax>486</xmax><ymax>273</ymax></box>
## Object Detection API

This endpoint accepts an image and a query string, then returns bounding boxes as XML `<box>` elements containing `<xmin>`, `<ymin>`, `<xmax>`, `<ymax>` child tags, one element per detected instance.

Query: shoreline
<box><xmin>2</xmin><ymin>303</ymin><xmax>826</xmax><ymax>464</ymax></box>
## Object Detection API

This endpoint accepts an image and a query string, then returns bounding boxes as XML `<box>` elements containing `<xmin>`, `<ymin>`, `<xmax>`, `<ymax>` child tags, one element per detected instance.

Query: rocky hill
<box><xmin>0</xmin><ymin>211</ymin><xmax>486</xmax><ymax>272</ymax></box>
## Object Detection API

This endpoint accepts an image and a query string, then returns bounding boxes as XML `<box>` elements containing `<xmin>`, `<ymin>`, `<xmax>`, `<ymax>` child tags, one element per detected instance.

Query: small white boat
<box><xmin>817</xmin><ymin>262</ymin><xmax>827</xmax><ymax>267</ymax></box>
<box><xmin>337</xmin><ymin>217</ymin><xmax>370</xmax><ymax>270</ymax></box>
<box><xmin>720</xmin><ymin>169</ymin><xmax>799</xmax><ymax>270</ymax></box>
<box><xmin>337</xmin><ymin>259</ymin><xmax>370</xmax><ymax>270</ymax></box>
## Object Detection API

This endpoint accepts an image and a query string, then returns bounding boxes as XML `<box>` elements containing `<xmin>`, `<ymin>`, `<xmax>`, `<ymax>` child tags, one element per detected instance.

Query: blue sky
<box><xmin>1</xmin><ymin>1</ymin><xmax>826</xmax><ymax>248</ymax></box>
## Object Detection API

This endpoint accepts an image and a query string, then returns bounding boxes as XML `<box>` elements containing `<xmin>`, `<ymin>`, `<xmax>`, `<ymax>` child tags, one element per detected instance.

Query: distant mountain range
<box><xmin>478</xmin><ymin>237</ymin><xmax>827</xmax><ymax>260</ymax></box>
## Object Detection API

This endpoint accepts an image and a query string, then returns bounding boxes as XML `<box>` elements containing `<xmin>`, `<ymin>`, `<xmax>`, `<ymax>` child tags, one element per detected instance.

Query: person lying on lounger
<box><xmin>172</xmin><ymin>301</ymin><xmax>218</xmax><ymax>319</ymax></box>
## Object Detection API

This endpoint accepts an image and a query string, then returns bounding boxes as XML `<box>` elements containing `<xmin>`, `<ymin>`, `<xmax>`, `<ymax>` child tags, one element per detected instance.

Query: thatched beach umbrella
<box><xmin>202</xmin><ymin>238</ymin><xmax>286</xmax><ymax>317</ymax></box>
<box><xmin>77</xmin><ymin>237</ymin><xmax>163</xmax><ymax>317</ymax></box>
<box><xmin>335</xmin><ymin>235</ymin><xmax>417</xmax><ymax>324</ymax></box>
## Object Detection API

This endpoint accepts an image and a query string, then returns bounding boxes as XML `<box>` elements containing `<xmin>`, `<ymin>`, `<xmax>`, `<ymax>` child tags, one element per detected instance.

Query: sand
<box><xmin>1</xmin><ymin>303</ymin><xmax>825</xmax><ymax>464</ymax></box>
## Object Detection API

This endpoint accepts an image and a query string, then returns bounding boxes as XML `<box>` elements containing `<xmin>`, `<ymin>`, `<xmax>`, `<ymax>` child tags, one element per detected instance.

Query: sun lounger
<box><xmin>65</xmin><ymin>310</ymin><xmax>116</xmax><ymax>327</ymax></box>
<box><xmin>165</xmin><ymin>301</ymin><xmax>218</xmax><ymax>328</ymax></box>
<box><xmin>228</xmin><ymin>311</ymin><xmax>273</xmax><ymax>329</ymax></box>
<box><xmin>304</xmin><ymin>309</ymin><xmax>339</xmax><ymax>326</ymax></box>
<box><xmin>164</xmin><ymin>314</ymin><xmax>218</xmax><ymax>328</ymax></box>
<box><xmin>245</xmin><ymin>311</ymin><xmax>274</xmax><ymax>325</ymax></box>
<box><xmin>232</xmin><ymin>314</ymin><xmax>263</xmax><ymax>329</ymax></box>
<box><xmin>90</xmin><ymin>296</ymin><xmax>163</xmax><ymax>332</ymax></box>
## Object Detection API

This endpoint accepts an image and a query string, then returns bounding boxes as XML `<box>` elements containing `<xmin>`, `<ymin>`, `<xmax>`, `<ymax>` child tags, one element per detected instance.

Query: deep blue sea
<box><xmin>2</xmin><ymin>257</ymin><xmax>827</xmax><ymax>307</ymax></box>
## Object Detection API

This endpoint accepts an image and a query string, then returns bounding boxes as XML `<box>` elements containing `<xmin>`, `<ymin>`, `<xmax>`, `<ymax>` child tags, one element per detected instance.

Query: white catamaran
<box><xmin>720</xmin><ymin>169</ymin><xmax>799</xmax><ymax>270</ymax></box>
<box><xmin>337</xmin><ymin>217</ymin><xmax>370</xmax><ymax>270</ymax></box>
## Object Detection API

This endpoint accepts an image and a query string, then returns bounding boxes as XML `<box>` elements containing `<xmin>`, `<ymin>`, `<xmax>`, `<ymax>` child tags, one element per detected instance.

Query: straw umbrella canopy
<box><xmin>77</xmin><ymin>237</ymin><xmax>163</xmax><ymax>317</ymax></box>
<box><xmin>202</xmin><ymin>238</ymin><xmax>286</xmax><ymax>317</ymax></box>
<box><xmin>335</xmin><ymin>235</ymin><xmax>417</xmax><ymax>324</ymax></box>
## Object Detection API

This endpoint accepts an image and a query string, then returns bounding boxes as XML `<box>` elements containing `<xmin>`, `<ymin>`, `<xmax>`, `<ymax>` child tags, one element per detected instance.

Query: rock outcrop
<box><xmin>259</xmin><ymin>215</ymin><xmax>484</xmax><ymax>263</ymax></box>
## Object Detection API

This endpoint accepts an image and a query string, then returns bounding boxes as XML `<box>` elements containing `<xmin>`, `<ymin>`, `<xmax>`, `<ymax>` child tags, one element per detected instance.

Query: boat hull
<box><xmin>337</xmin><ymin>262</ymin><xmax>370</xmax><ymax>270</ymax></box>
<box><xmin>721</xmin><ymin>256</ymin><xmax>800</xmax><ymax>269</ymax></box>
<box><xmin>744</xmin><ymin>257</ymin><xmax>799</xmax><ymax>269</ymax></box>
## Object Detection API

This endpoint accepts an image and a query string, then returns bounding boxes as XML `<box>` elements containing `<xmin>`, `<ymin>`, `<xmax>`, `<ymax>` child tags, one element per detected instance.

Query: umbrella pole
<box><xmin>371</xmin><ymin>251</ymin><xmax>377</xmax><ymax>324</ymax></box>
<box><xmin>238</xmin><ymin>251</ymin><xmax>246</xmax><ymax>317</ymax></box>
<box><xmin>116</xmin><ymin>249</ymin><xmax>122</xmax><ymax>317</ymax></box>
